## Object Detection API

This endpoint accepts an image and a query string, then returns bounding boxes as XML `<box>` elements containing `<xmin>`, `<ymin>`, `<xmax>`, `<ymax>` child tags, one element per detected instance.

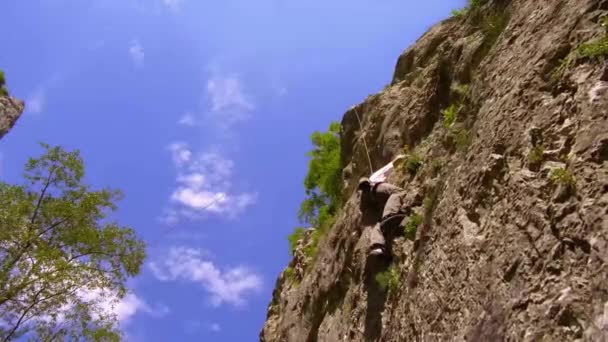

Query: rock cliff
<box><xmin>0</xmin><ymin>94</ymin><xmax>24</xmax><ymax>140</ymax></box>
<box><xmin>261</xmin><ymin>0</ymin><xmax>608</xmax><ymax>341</ymax></box>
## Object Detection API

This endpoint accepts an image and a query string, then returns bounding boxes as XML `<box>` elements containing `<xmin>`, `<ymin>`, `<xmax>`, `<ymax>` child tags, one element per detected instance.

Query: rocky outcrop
<box><xmin>261</xmin><ymin>0</ymin><xmax>608</xmax><ymax>341</ymax></box>
<box><xmin>0</xmin><ymin>96</ymin><xmax>24</xmax><ymax>140</ymax></box>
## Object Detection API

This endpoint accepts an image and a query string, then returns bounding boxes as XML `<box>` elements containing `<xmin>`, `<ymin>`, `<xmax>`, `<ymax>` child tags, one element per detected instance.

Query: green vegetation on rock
<box><xmin>396</xmin><ymin>145</ymin><xmax>423</xmax><ymax>176</ymax></box>
<box><xmin>284</xmin><ymin>266</ymin><xmax>297</xmax><ymax>283</ymax></box>
<box><xmin>287</xmin><ymin>227</ymin><xmax>306</xmax><ymax>256</ymax></box>
<box><xmin>0</xmin><ymin>70</ymin><xmax>8</xmax><ymax>96</ymax></box>
<box><xmin>528</xmin><ymin>146</ymin><xmax>544</xmax><ymax>165</ymax></box>
<box><xmin>405</xmin><ymin>153</ymin><xmax>423</xmax><ymax>176</ymax></box>
<box><xmin>578</xmin><ymin>37</ymin><xmax>608</xmax><ymax>59</ymax></box>
<box><xmin>442</xmin><ymin>104</ymin><xmax>460</xmax><ymax>128</ymax></box>
<box><xmin>450</xmin><ymin>0</ymin><xmax>484</xmax><ymax>18</ymax></box>
<box><xmin>287</xmin><ymin>122</ymin><xmax>342</xmax><ymax>263</ymax></box>
<box><xmin>551</xmin><ymin>167</ymin><xmax>576</xmax><ymax>189</ymax></box>
<box><xmin>404</xmin><ymin>212</ymin><xmax>422</xmax><ymax>239</ymax></box>
<box><xmin>375</xmin><ymin>265</ymin><xmax>400</xmax><ymax>291</ymax></box>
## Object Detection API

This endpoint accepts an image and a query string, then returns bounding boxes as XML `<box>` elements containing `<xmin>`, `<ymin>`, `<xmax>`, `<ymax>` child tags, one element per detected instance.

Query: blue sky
<box><xmin>0</xmin><ymin>0</ymin><xmax>463</xmax><ymax>340</ymax></box>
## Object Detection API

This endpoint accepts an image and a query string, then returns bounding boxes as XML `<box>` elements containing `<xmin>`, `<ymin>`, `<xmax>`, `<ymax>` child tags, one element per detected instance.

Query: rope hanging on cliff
<box><xmin>353</xmin><ymin>108</ymin><xmax>374</xmax><ymax>175</ymax></box>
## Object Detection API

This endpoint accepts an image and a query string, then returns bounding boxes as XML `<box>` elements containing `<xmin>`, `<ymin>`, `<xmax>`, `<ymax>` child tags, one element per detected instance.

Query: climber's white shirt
<box><xmin>369</xmin><ymin>154</ymin><xmax>405</xmax><ymax>183</ymax></box>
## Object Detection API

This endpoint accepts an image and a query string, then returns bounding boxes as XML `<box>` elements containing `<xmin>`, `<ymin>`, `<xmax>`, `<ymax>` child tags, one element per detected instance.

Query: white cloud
<box><xmin>149</xmin><ymin>247</ymin><xmax>262</xmax><ymax>307</ymax></box>
<box><xmin>51</xmin><ymin>289</ymin><xmax>168</xmax><ymax>326</ymax></box>
<box><xmin>161</xmin><ymin>142</ymin><xmax>257</xmax><ymax>224</ymax></box>
<box><xmin>84</xmin><ymin>290</ymin><xmax>169</xmax><ymax>323</ymax></box>
<box><xmin>168</xmin><ymin>142</ymin><xmax>192</xmax><ymax>167</ymax></box>
<box><xmin>129</xmin><ymin>40</ymin><xmax>145</xmax><ymax>67</ymax></box>
<box><xmin>178</xmin><ymin>112</ymin><xmax>197</xmax><ymax>127</ymax></box>
<box><xmin>162</xmin><ymin>0</ymin><xmax>182</xmax><ymax>12</ymax></box>
<box><xmin>205</xmin><ymin>76</ymin><xmax>254</xmax><ymax>128</ymax></box>
<box><xmin>26</xmin><ymin>89</ymin><xmax>46</xmax><ymax>114</ymax></box>
<box><xmin>207</xmin><ymin>77</ymin><xmax>253</xmax><ymax>113</ymax></box>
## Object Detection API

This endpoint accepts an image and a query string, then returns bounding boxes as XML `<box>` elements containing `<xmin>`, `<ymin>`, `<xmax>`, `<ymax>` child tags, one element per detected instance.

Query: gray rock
<box><xmin>0</xmin><ymin>96</ymin><xmax>24</xmax><ymax>140</ymax></box>
<box><xmin>261</xmin><ymin>1</ymin><xmax>608</xmax><ymax>341</ymax></box>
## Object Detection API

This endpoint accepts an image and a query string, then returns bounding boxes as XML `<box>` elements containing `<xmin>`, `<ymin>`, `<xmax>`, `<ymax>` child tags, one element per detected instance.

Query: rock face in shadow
<box><xmin>261</xmin><ymin>0</ymin><xmax>608</xmax><ymax>341</ymax></box>
<box><xmin>0</xmin><ymin>95</ymin><xmax>24</xmax><ymax>140</ymax></box>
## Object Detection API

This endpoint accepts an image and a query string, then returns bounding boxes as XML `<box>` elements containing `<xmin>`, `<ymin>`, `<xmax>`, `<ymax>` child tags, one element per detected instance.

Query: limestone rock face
<box><xmin>0</xmin><ymin>95</ymin><xmax>24</xmax><ymax>140</ymax></box>
<box><xmin>261</xmin><ymin>0</ymin><xmax>608</xmax><ymax>341</ymax></box>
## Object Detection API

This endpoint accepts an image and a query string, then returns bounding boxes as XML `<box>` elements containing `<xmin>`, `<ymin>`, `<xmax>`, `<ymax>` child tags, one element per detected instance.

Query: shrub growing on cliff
<box><xmin>291</xmin><ymin>121</ymin><xmax>342</xmax><ymax>261</ymax></box>
<box><xmin>431</xmin><ymin>160</ymin><xmax>443</xmax><ymax>177</ymax></box>
<box><xmin>396</xmin><ymin>145</ymin><xmax>423</xmax><ymax>176</ymax></box>
<box><xmin>288</xmin><ymin>227</ymin><xmax>306</xmax><ymax>256</ymax></box>
<box><xmin>578</xmin><ymin>37</ymin><xmax>608</xmax><ymax>59</ymax></box>
<box><xmin>405</xmin><ymin>153</ymin><xmax>423</xmax><ymax>176</ymax></box>
<box><xmin>284</xmin><ymin>266</ymin><xmax>296</xmax><ymax>283</ymax></box>
<box><xmin>404</xmin><ymin>212</ymin><xmax>422</xmax><ymax>239</ymax></box>
<box><xmin>528</xmin><ymin>146</ymin><xmax>544</xmax><ymax>165</ymax></box>
<box><xmin>577</xmin><ymin>16</ymin><xmax>608</xmax><ymax>58</ymax></box>
<box><xmin>550</xmin><ymin>167</ymin><xmax>576</xmax><ymax>189</ymax></box>
<box><xmin>442</xmin><ymin>104</ymin><xmax>459</xmax><ymax>128</ymax></box>
<box><xmin>0</xmin><ymin>70</ymin><xmax>8</xmax><ymax>96</ymax></box>
<box><xmin>298</xmin><ymin>121</ymin><xmax>342</xmax><ymax>229</ymax></box>
<box><xmin>450</xmin><ymin>8</ymin><xmax>467</xmax><ymax>18</ymax></box>
<box><xmin>480</xmin><ymin>10</ymin><xmax>509</xmax><ymax>47</ymax></box>
<box><xmin>375</xmin><ymin>265</ymin><xmax>400</xmax><ymax>291</ymax></box>
<box><xmin>452</xmin><ymin>128</ymin><xmax>472</xmax><ymax>151</ymax></box>
<box><xmin>450</xmin><ymin>0</ymin><xmax>485</xmax><ymax>18</ymax></box>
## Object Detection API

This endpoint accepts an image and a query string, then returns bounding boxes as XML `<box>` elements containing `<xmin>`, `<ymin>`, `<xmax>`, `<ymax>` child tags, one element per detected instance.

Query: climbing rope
<box><xmin>379</xmin><ymin>213</ymin><xmax>408</xmax><ymax>226</ymax></box>
<box><xmin>353</xmin><ymin>107</ymin><xmax>374</xmax><ymax>175</ymax></box>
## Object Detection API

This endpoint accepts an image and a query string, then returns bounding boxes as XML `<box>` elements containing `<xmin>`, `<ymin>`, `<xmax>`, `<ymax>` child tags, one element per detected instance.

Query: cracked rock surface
<box><xmin>261</xmin><ymin>1</ymin><xmax>608</xmax><ymax>341</ymax></box>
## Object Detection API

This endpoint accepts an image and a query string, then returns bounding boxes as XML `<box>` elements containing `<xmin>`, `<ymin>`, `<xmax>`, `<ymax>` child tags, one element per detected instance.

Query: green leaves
<box><xmin>442</xmin><ymin>104</ymin><xmax>459</xmax><ymax>128</ymax></box>
<box><xmin>0</xmin><ymin>70</ymin><xmax>8</xmax><ymax>96</ymax></box>
<box><xmin>578</xmin><ymin>37</ymin><xmax>608</xmax><ymax>59</ymax></box>
<box><xmin>375</xmin><ymin>265</ymin><xmax>400</xmax><ymax>291</ymax></box>
<box><xmin>289</xmin><ymin>121</ymin><xmax>342</xmax><ymax>264</ymax></box>
<box><xmin>287</xmin><ymin>227</ymin><xmax>306</xmax><ymax>256</ymax></box>
<box><xmin>404</xmin><ymin>213</ymin><xmax>422</xmax><ymax>239</ymax></box>
<box><xmin>0</xmin><ymin>143</ymin><xmax>145</xmax><ymax>341</ymax></box>
<box><xmin>298</xmin><ymin>121</ymin><xmax>342</xmax><ymax>230</ymax></box>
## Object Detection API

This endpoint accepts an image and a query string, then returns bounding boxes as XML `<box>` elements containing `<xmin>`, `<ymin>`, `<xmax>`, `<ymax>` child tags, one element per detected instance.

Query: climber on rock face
<box><xmin>358</xmin><ymin>177</ymin><xmax>406</xmax><ymax>257</ymax></box>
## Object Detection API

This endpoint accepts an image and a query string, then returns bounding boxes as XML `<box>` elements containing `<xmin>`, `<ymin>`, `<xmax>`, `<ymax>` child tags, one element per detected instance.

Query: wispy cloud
<box><xmin>26</xmin><ymin>89</ymin><xmax>46</xmax><ymax>114</ymax></box>
<box><xmin>129</xmin><ymin>40</ymin><xmax>145</xmax><ymax>67</ymax></box>
<box><xmin>46</xmin><ymin>289</ymin><xmax>168</xmax><ymax>328</ymax></box>
<box><xmin>161</xmin><ymin>142</ymin><xmax>257</xmax><ymax>224</ymax></box>
<box><xmin>162</xmin><ymin>0</ymin><xmax>182</xmax><ymax>12</ymax></box>
<box><xmin>24</xmin><ymin>73</ymin><xmax>67</xmax><ymax>115</ymax></box>
<box><xmin>204</xmin><ymin>74</ymin><xmax>255</xmax><ymax>130</ymax></box>
<box><xmin>79</xmin><ymin>290</ymin><xmax>169</xmax><ymax>323</ymax></box>
<box><xmin>207</xmin><ymin>76</ymin><xmax>254</xmax><ymax>113</ymax></box>
<box><xmin>149</xmin><ymin>247</ymin><xmax>262</xmax><ymax>307</ymax></box>
<box><xmin>177</xmin><ymin>112</ymin><xmax>197</xmax><ymax>127</ymax></box>
<box><xmin>209</xmin><ymin>323</ymin><xmax>221</xmax><ymax>332</ymax></box>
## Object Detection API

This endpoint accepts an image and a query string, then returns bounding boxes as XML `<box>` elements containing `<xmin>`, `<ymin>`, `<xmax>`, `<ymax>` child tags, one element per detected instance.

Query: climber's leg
<box><xmin>368</xmin><ymin>222</ymin><xmax>386</xmax><ymax>256</ymax></box>
<box><xmin>380</xmin><ymin>191</ymin><xmax>406</xmax><ymax>232</ymax></box>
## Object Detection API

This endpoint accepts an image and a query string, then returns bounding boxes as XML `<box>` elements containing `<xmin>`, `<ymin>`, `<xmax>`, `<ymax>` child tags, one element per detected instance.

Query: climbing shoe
<box><xmin>369</xmin><ymin>246</ymin><xmax>386</xmax><ymax>257</ymax></box>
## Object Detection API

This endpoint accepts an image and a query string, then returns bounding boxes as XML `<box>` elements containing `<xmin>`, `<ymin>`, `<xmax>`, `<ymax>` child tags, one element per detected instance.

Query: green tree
<box><xmin>0</xmin><ymin>70</ymin><xmax>9</xmax><ymax>96</ymax></box>
<box><xmin>0</xmin><ymin>143</ymin><xmax>146</xmax><ymax>341</ymax></box>
<box><xmin>297</xmin><ymin>121</ymin><xmax>342</xmax><ymax>230</ymax></box>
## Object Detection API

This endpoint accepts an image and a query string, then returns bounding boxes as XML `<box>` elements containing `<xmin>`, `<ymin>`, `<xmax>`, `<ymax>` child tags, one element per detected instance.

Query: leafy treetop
<box><xmin>0</xmin><ymin>143</ymin><xmax>146</xmax><ymax>341</ymax></box>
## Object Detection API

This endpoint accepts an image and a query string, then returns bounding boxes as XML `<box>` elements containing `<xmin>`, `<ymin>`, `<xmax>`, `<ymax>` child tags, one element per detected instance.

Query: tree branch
<box><xmin>2</xmin><ymin>284</ymin><xmax>46</xmax><ymax>342</ymax></box>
